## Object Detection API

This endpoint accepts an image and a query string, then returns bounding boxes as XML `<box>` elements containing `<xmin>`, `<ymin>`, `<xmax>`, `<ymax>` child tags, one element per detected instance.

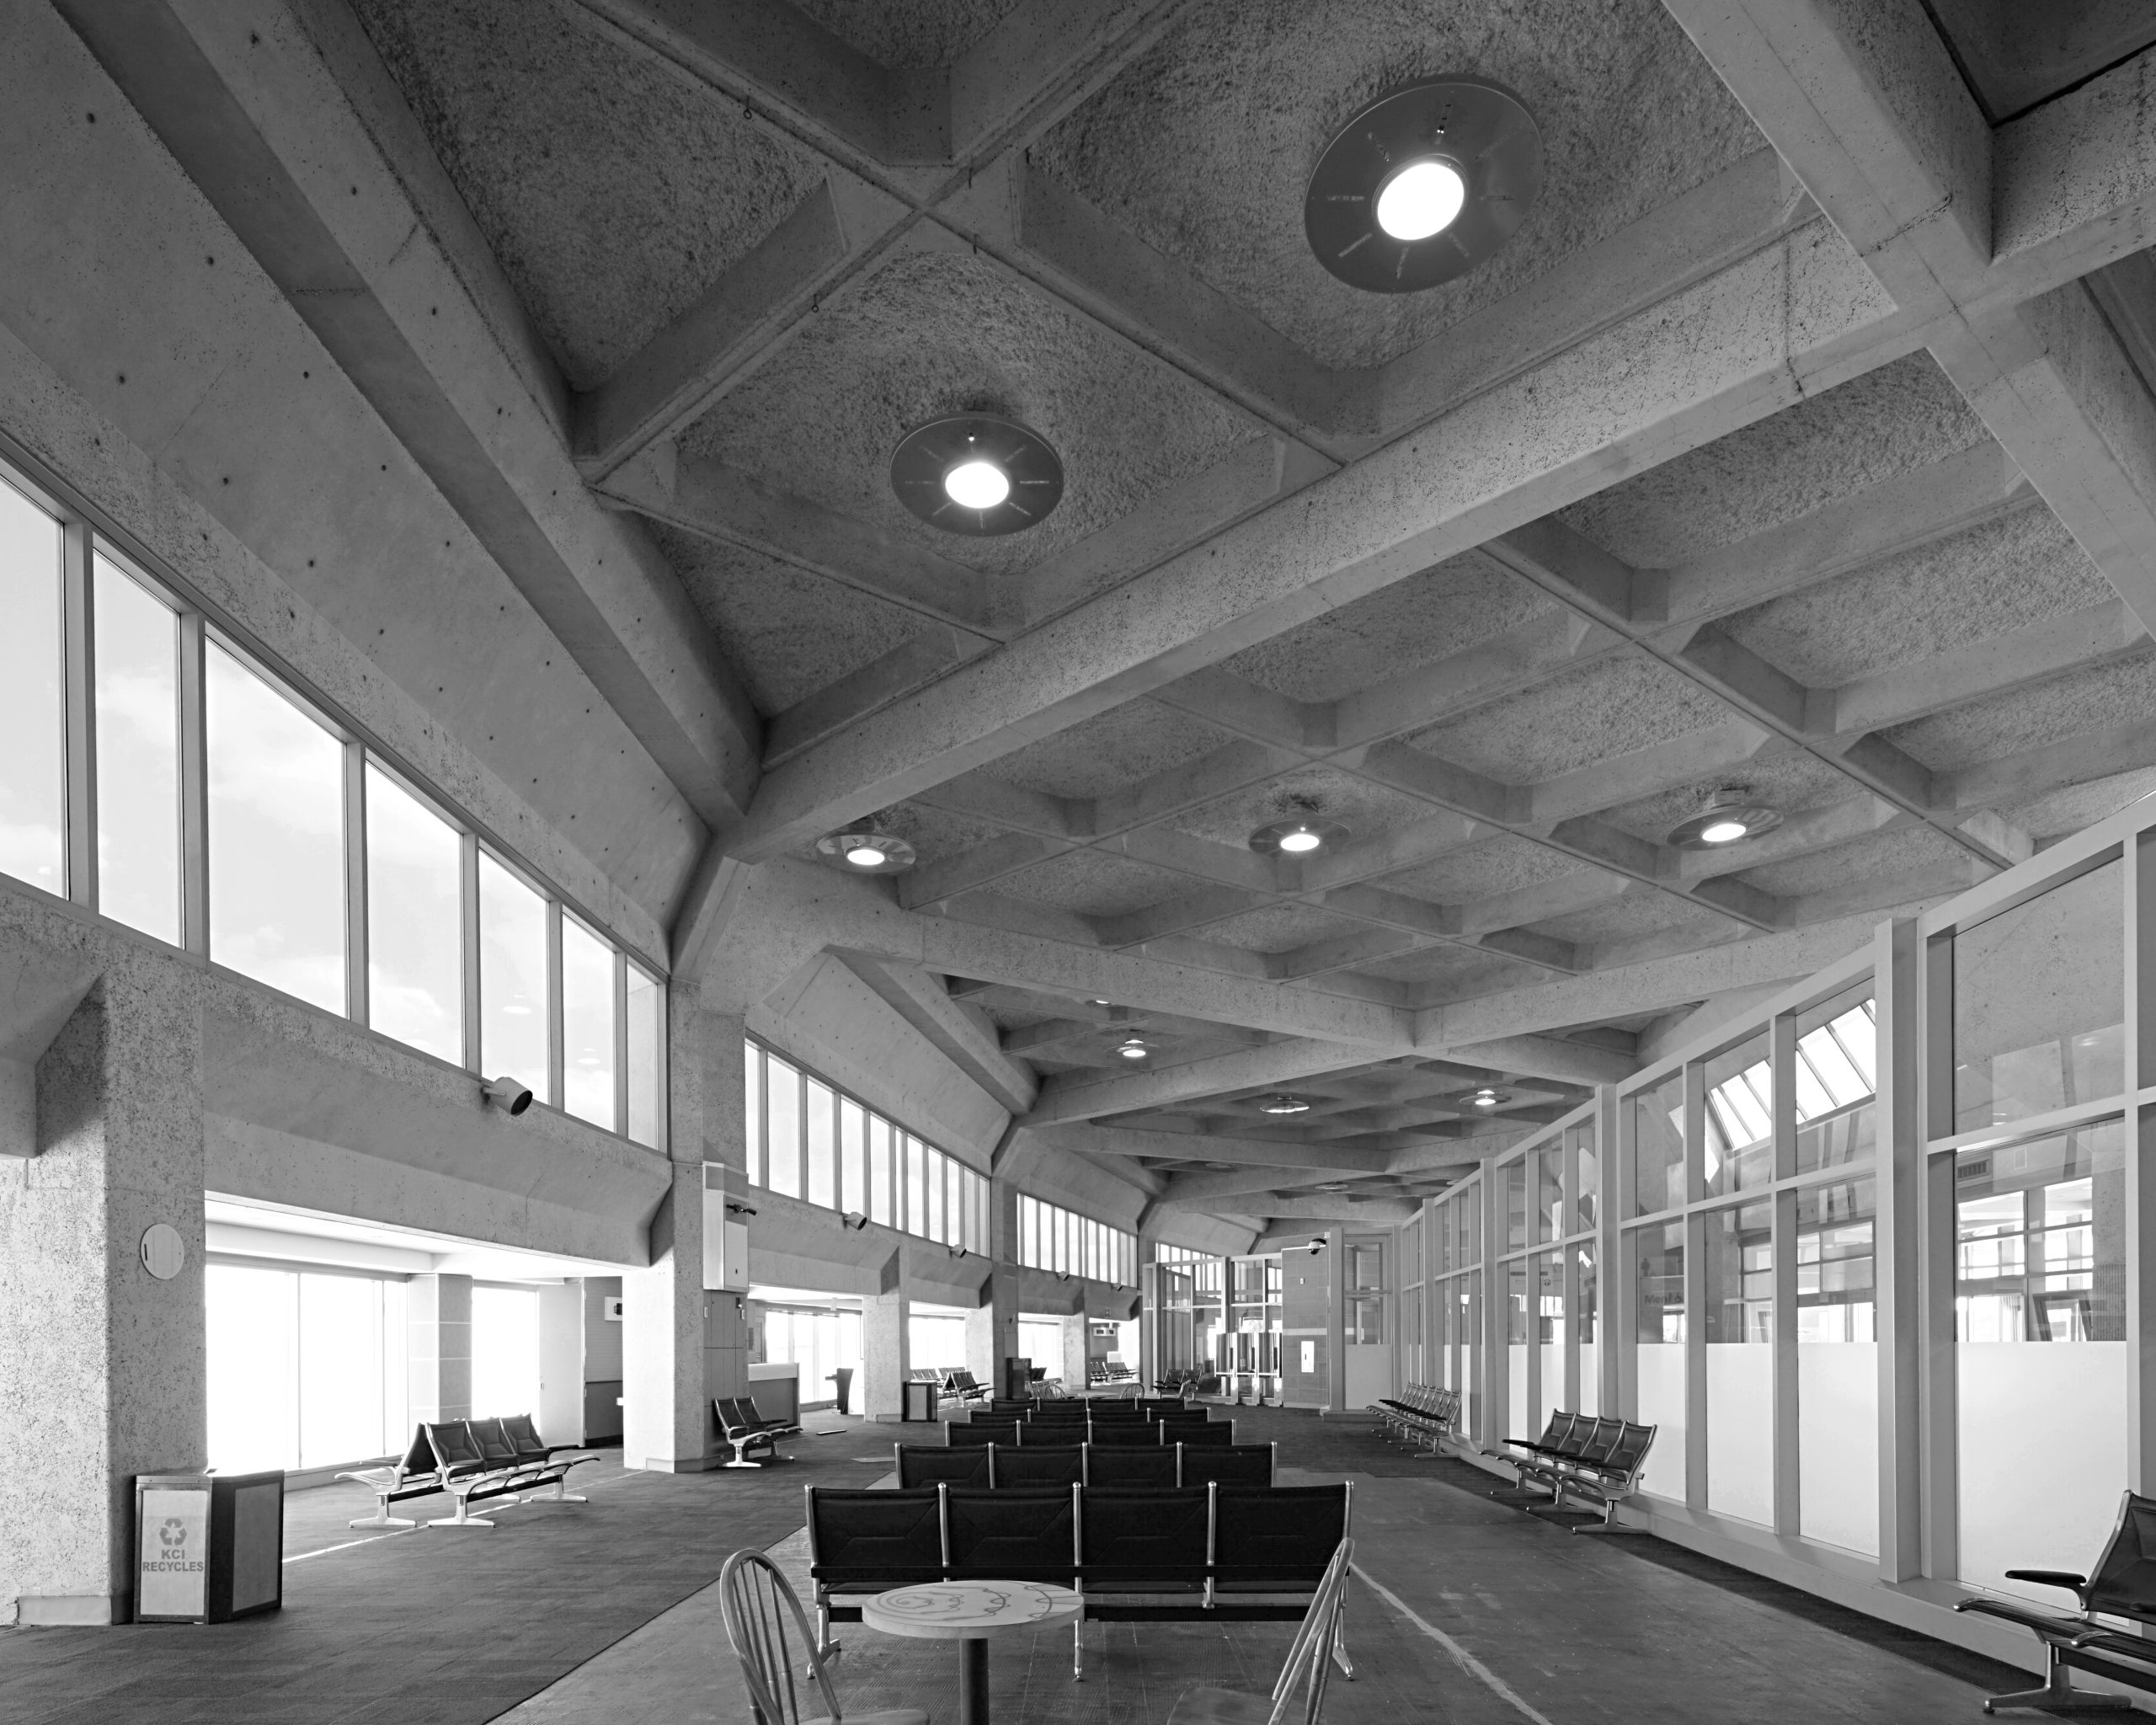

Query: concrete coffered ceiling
<box><xmin>51</xmin><ymin>0</ymin><xmax>2156</xmax><ymax>1237</ymax></box>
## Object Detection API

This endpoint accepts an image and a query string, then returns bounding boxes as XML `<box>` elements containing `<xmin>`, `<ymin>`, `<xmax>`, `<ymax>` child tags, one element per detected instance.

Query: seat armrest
<box><xmin>2004</xmin><ymin>1569</ymin><xmax>2089</xmax><ymax>1594</ymax></box>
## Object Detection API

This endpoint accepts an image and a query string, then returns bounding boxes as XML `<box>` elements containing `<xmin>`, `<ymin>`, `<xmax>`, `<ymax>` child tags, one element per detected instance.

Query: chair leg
<box><xmin>1980</xmin><ymin>1647</ymin><xmax>2133</xmax><ymax>1713</ymax></box>
<box><xmin>1331</xmin><ymin>1600</ymin><xmax>1355</xmax><ymax>1680</ymax></box>
<box><xmin>347</xmin><ymin>1503</ymin><xmax>415</xmax><ymax>1530</ymax></box>
<box><xmin>426</xmin><ymin>1493</ymin><xmax>495</xmax><ymax>1529</ymax></box>
<box><xmin>722</xmin><ymin>1435</ymin><xmax>762</xmax><ymax>1469</ymax></box>
<box><xmin>1072</xmin><ymin>1618</ymin><xmax>1083</xmax><ymax>1682</ymax></box>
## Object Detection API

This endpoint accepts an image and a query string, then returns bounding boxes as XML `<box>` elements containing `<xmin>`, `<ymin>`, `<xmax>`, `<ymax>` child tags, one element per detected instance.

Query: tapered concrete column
<box><xmin>0</xmin><ymin>969</ymin><xmax>204</xmax><ymax>1626</ymax></box>
<box><xmin>863</xmin><ymin>1287</ymin><xmax>910</xmax><ymax>1422</ymax></box>
<box><xmin>623</xmin><ymin>1001</ymin><xmax>725</xmax><ymax>1471</ymax></box>
<box><xmin>406</xmin><ymin>1274</ymin><xmax>472</xmax><ymax>1424</ymax></box>
<box><xmin>1060</xmin><ymin>1311</ymin><xmax>1090</xmax><ymax>1394</ymax></box>
<box><xmin>965</xmin><ymin>1179</ymin><xmax>1018</xmax><ymax>1395</ymax></box>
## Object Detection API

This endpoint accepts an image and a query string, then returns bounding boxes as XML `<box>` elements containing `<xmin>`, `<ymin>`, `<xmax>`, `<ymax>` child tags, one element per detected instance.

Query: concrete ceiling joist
<box><xmin>56</xmin><ymin>0</ymin><xmax>765</xmax><ymax>834</ymax></box>
<box><xmin>1662</xmin><ymin>5</ymin><xmax>2156</xmax><ymax>658</ymax></box>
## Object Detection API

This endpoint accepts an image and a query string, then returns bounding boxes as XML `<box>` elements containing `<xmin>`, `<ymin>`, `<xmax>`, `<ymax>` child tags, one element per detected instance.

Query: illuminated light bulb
<box><xmin>845</xmin><ymin>843</ymin><xmax>889</xmax><ymax>868</ymax></box>
<box><xmin>1698</xmin><ymin>818</ymin><xmax>1748</xmax><ymax>845</ymax></box>
<box><xmin>943</xmin><ymin>459</ymin><xmax>1010</xmax><ymax>510</ymax></box>
<box><xmin>1374</xmin><ymin>158</ymin><xmax>1465</xmax><ymax>241</ymax></box>
<box><xmin>1277</xmin><ymin>825</ymin><xmax>1324</xmax><ymax>854</ymax></box>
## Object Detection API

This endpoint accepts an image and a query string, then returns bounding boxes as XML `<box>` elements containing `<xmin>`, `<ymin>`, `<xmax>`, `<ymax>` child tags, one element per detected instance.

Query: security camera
<box><xmin>483</xmin><ymin>1076</ymin><xmax>533</xmax><ymax>1116</ymax></box>
<box><xmin>841</xmin><ymin>1210</ymin><xmax>869</xmax><ymax>1231</ymax></box>
<box><xmin>726</xmin><ymin>1200</ymin><xmax>757</xmax><ymax>1217</ymax></box>
<box><xmin>948</xmin><ymin>1245</ymin><xmax>969</xmax><ymax>1259</ymax></box>
<box><xmin>1307</xmin><ymin>1238</ymin><xmax>1326</xmax><ymax>1256</ymax></box>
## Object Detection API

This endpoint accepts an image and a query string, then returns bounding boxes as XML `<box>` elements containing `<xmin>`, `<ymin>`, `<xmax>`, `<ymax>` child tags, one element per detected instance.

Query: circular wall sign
<box><xmin>140</xmin><ymin>1222</ymin><xmax>185</xmax><ymax>1281</ymax></box>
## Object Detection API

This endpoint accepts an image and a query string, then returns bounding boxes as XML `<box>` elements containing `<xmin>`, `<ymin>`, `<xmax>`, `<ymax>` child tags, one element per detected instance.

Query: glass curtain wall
<box><xmin>0</xmin><ymin>458</ymin><xmax>666</xmax><ymax>1145</ymax></box>
<box><xmin>205</xmin><ymin>1261</ymin><xmax>408</xmax><ymax>1473</ymax></box>
<box><xmin>1430</xmin><ymin>1168</ymin><xmax>1484</xmax><ymax>1441</ymax></box>
<box><xmin>742</xmin><ymin>1039</ymin><xmax>989</xmax><ymax>1252</ymax></box>
<box><xmin>1017</xmin><ymin>1192</ymin><xmax>1136</xmax><ymax>1284</ymax></box>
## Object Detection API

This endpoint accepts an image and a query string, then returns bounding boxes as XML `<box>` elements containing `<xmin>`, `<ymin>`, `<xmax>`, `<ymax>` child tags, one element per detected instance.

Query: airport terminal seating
<box><xmin>944</xmin><ymin>1411</ymin><xmax>1235</xmax><ymax>1448</ymax></box>
<box><xmin>1956</xmin><ymin>1488</ymin><xmax>2156</xmax><ymax>1714</ymax></box>
<box><xmin>941</xmin><ymin>1368</ymin><xmax>993</xmax><ymax>1406</ymax></box>
<box><xmin>715</xmin><ymin>1395</ymin><xmax>803</xmax><ymax>1468</ymax></box>
<box><xmin>1497</xmin><ymin>1412</ymin><xmax>1657</xmax><ymax>1532</ymax></box>
<box><xmin>336</xmin><ymin>1415</ymin><xmax>595</xmax><ymax>1530</ymax></box>
<box><xmin>804</xmin><ymin>1480</ymin><xmax>1352</xmax><ymax>1677</ymax></box>
<box><xmin>895</xmin><ymin>1442</ymin><xmax>1275</xmax><ymax>1489</ymax></box>
<box><xmin>1372</xmin><ymin>1384</ymin><xmax>1460</xmax><ymax>1452</ymax></box>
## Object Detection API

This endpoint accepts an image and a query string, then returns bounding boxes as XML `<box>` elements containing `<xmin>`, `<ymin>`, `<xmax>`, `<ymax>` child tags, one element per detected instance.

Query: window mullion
<box><xmin>178</xmin><ymin>611</ymin><xmax>208</xmax><ymax>956</ymax></box>
<box><xmin>61</xmin><ymin>519</ymin><xmax>96</xmax><ymax>911</ymax></box>
<box><xmin>344</xmin><ymin>740</ymin><xmax>368</xmax><ymax>1024</ymax></box>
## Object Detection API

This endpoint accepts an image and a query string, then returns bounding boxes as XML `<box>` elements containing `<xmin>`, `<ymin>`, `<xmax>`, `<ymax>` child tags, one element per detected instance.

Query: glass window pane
<box><xmin>1504</xmin><ymin>1160</ymin><xmax>1526</xmax><ymax>1251</ymax></box>
<box><xmin>840</xmin><ymin>1099</ymin><xmax>867</xmax><ymax>1215</ymax></box>
<box><xmin>805</xmin><ymin>1080</ymin><xmax>835</xmax><ymax>1210</ymax></box>
<box><xmin>1703</xmin><ymin>1034</ymin><xmax>1771</xmax><ymax>1197</ymax></box>
<box><xmin>561</xmin><ymin>917</ymin><xmax>616</xmax><ymax>1129</ymax></box>
<box><xmin>1954</xmin><ymin>859</ymin><xmax>2125</xmax><ymax>1135</ymax></box>
<box><xmin>1798</xmin><ymin>1176</ymin><xmax>1878</xmax><ymax>1555</ymax></box>
<box><xmin>627</xmin><ymin>968</ymin><xmax>662</xmax><ymax>1148</ymax></box>
<box><xmin>1631</xmin><ymin>1220</ymin><xmax>1686</xmax><ymax>1500</ymax></box>
<box><xmin>1535</xmin><ymin>1150</ymin><xmax>1561</xmax><ymax>1242</ymax></box>
<box><xmin>1956</xmin><ymin>1120</ymin><xmax>2126</xmax><ymax>1598</ymax></box>
<box><xmin>1577</xmin><ymin>1242</ymin><xmax>1599</xmax><ymax>1418</ymax></box>
<box><xmin>946</xmin><ymin>1160</ymin><xmax>962</xmax><ymax>1250</ymax></box>
<box><xmin>1705</xmin><ymin>1201</ymin><xmax>1773</xmax><ymax>1524</ymax></box>
<box><xmin>297</xmin><ymin>1273</ymin><xmax>385</xmax><ymax>1469</ymax></box>
<box><xmin>207</xmin><ymin>1263</ymin><xmax>297</xmax><ymax>1473</ymax></box>
<box><xmin>1572</xmin><ymin>1123</ymin><xmax>1599</xmax><ymax>1232</ymax></box>
<box><xmin>93</xmin><ymin>557</ymin><xmax>179</xmax><ymax>942</ymax></box>
<box><xmin>868</xmin><ymin>1115</ymin><xmax>892</xmax><ymax>1224</ymax></box>
<box><xmin>744</xmin><ymin>1042</ymin><xmax>762</xmax><ymax>1184</ymax></box>
<box><xmin>906</xmin><ymin>1136</ymin><xmax>926</xmax><ymax>1236</ymax></box>
<box><xmin>0</xmin><ymin>479</ymin><xmax>64</xmax><ymax>896</ymax></box>
<box><xmin>206</xmin><ymin>643</ymin><xmax>345</xmax><ymax>1012</ymax></box>
<box><xmin>1633</xmin><ymin>1073</ymin><xmax>1685</xmax><ymax>1215</ymax></box>
<box><xmin>479</xmin><ymin>853</ymin><xmax>548</xmax><ymax>1090</ymax></box>
<box><xmin>928</xmin><ymin>1151</ymin><xmax>946</xmax><ymax>1242</ymax></box>
<box><xmin>364</xmin><ymin>764</ymin><xmax>462</xmax><ymax>1062</ymax></box>
<box><xmin>1796</xmin><ymin>985</ymin><xmax>1876</xmax><ymax>1172</ymax></box>
<box><xmin>471</xmin><ymin>1285</ymin><xmax>540</xmax><ymax>1419</ymax></box>
<box><xmin>766</xmin><ymin>1059</ymin><xmax>801</xmax><ymax>1197</ymax></box>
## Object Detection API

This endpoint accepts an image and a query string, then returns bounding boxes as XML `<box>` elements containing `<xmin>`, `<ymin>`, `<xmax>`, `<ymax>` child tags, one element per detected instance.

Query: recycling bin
<box><xmin>134</xmin><ymin>1470</ymin><xmax>285</xmax><ymax>1624</ymax></box>
<box><xmin>901</xmin><ymin>1379</ymin><xmax>937</xmax><ymax>1422</ymax></box>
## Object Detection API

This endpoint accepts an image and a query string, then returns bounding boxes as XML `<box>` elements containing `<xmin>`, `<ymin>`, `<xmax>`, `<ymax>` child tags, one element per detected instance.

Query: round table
<box><xmin>860</xmin><ymin>1580</ymin><xmax>1082</xmax><ymax>1725</ymax></box>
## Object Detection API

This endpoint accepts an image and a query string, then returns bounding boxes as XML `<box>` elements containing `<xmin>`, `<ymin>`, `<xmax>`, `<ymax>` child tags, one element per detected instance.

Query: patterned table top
<box><xmin>861</xmin><ymin>1581</ymin><xmax>1084</xmax><ymax>1641</ymax></box>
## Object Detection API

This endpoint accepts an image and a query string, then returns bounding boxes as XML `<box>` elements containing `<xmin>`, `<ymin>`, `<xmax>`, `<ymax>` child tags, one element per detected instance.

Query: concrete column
<box><xmin>863</xmin><ymin>1287</ymin><xmax>910</xmax><ymax>1422</ymax></box>
<box><xmin>623</xmin><ymin>999</ymin><xmax>721</xmax><ymax>1471</ymax></box>
<box><xmin>1</xmin><ymin>969</ymin><xmax>205</xmax><ymax>1626</ymax></box>
<box><xmin>1060</xmin><ymin>1311</ymin><xmax>1090</xmax><ymax>1394</ymax></box>
<box><xmin>405</xmin><ymin>1274</ymin><xmax>472</xmax><ymax>1425</ymax></box>
<box><xmin>965</xmin><ymin>1178</ymin><xmax>1018</xmax><ymax>1395</ymax></box>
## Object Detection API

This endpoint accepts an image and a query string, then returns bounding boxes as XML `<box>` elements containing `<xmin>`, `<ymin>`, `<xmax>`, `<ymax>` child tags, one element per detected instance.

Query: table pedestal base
<box><xmin>958</xmin><ymin>1633</ymin><xmax>989</xmax><ymax>1725</ymax></box>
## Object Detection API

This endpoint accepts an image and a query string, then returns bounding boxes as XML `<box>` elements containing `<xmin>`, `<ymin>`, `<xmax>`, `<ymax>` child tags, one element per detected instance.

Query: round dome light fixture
<box><xmin>816</xmin><ymin>828</ymin><xmax>917</xmax><ymax>873</ymax></box>
<box><xmin>1114</xmin><ymin>1034</ymin><xmax>1154</xmax><ymax>1061</ymax></box>
<box><xmin>1470</xmin><ymin>1087</ymin><xmax>1507</xmax><ymax>1109</ymax></box>
<box><xmin>1249</xmin><ymin>817</ymin><xmax>1351</xmax><ymax>857</ymax></box>
<box><xmin>890</xmin><ymin>414</ymin><xmax>1063</xmax><ymax>537</ymax></box>
<box><xmin>1668</xmin><ymin>788</ymin><xmax>1784</xmax><ymax>851</ymax></box>
<box><xmin>1305</xmin><ymin>76</ymin><xmax>1543</xmax><ymax>294</ymax></box>
<box><xmin>1257</xmin><ymin>1093</ymin><xmax>1313</xmax><ymax>1115</ymax></box>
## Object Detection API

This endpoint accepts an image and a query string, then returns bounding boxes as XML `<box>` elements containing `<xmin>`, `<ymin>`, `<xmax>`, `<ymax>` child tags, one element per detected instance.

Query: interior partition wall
<box><xmin>1417</xmin><ymin>793</ymin><xmax>2156</xmax><ymax>1667</ymax></box>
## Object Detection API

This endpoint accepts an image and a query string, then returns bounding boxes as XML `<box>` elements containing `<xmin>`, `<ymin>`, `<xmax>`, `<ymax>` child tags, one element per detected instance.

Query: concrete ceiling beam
<box><xmin>764</xmin><ymin>628</ymin><xmax>996</xmax><ymax>767</ymax></box>
<box><xmin>1020</xmin><ymin>1038</ymin><xmax>1402</xmax><ymax>1128</ymax></box>
<box><xmin>1663</xmin><ymin>8</ymin><xmax>2156</xmax><ymax>644</ymax></box>
<box><xmin>597</xmin><ymin>446</ymin><xmax>999</xmax><ymax>634</ymax></box>
<box><xmin>62</xmin><ymin>0</ymin><xmax>766</xmax><ymax>833</ymax></box>
<box><xmin>901</xmin><ymin>834</ymin><xmax>1077</xmax><ymax>912</ymax></box>
<box><xmin>830</xmin><ymin>955</ymin><xmax>1038</xmax><ymax>1117</ymax></box>
<box><xmin>726</xmin><ymin>220</ymin><xmax>1908</xmax><ymax>860</ymax></box>
<box><xmin>1037</xmin><ymin>1124</ymin><xmax>1390</xmax><ymax>1175</ymax></box>
<box><xmin>1446</xmin><ymin>1033</ymin><xmax>1637</xmax><ymax>1089</ymax></box>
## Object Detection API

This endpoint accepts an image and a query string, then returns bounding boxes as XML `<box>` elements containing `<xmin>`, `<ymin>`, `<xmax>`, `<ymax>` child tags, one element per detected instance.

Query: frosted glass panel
<box><xmin>206</xmin><ymin>644</ymin><xmax>345</xmax><ymax>1012</ymax></box>
<box><xmin>365</xmin><ymin>765</ymin><xmax>462</xmax><ymax>1063</ymax></box>
<box><xmin>1636</xmin><ymin>1344</ymin><xmax>1687</xmax><ymax>1502</ymax></box>
<box><xmin>93</xmin><ymin>557</ymin><xmax>180</xmax><ymax>942</ymax></box>
<box><xmin>1800</xmin><ymin>1343</ymin><xmax>1878</xmax><ymax>1554</ymax></box>
<box><xmin>1508</xmin><ymin>1343</ymin><xmax>1528</xmax><ymax>1444</ymax></box>
<box><xmin>1954</xmin><ymin>859</ymin><xmax>2123</xmax><ymax>1135</ymax></box>
<box><xmin>1956</xmin><ymin>1120</ymin><xmax>2127</xmax><ymax>1599</ymax></box>
<box><xmin>1577</xmin><ymin>1242</ymin><xmax>1599</xmax><ymax>1417</ymax></box>
<box><xmin>1578</xmin><ymin>1342</ymin><xmax>1598</xmax><ymax>1418</ymax></box>
<box><xmin>0</xmin><ymin>478</ymin><xmax>64</xmax><ymax>896</ymax></box>
<box><xmin>561</xmin><ymin>916</ymin><xmax>615</xmax><ymax>1129</ymax></box>
<box><xmin>1705</xmin><ymin>1345</ymin><xmax>1773</xmax><ymax>1525</ymax></box>
<box><xmin>472</xmin><ymin>1285</ymin><xmax>540</xmax><ymax>1420</ymax></box>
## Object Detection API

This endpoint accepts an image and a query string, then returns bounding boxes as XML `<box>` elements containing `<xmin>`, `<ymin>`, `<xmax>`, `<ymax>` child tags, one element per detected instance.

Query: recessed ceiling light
<box><xmin>1374</xmin><ymin>158</ymin><xmax>1466</xmax><ymax>241</ymax></box>
<box><xmin>1114</xmin><ymin>1035</ymin><xmax>1152</xmax><ymax>1061</ymax></box>
<box><xmin>816</xmin><ymin>829</ymin><xmax>916</xmax><ymax>873</ymax></box>
<box><xmin>1257</xmin><ymin>1093</ymin><xmax>1312</xmax><ymax>1115</ymax></box>
<box><xmin>1668</xmin><ymin>788</ymin><xmax>1785</xmax><ymax>850</ymax></box>
<box><xmin>1305</xmin><ymin>76</ymin><xmax>1543</xmax><ymax>294</ymax></box>
<box><xmin>1090</xmin><ymin>998</ymin><xmax>1111</xmax><ymax>1007</ymax></box>
<box><xmin>890</xmin><ymin>414</ymin><xmax>1063</xmax><ymax>537</ymax></box>
<box><xmin>1470</xmin><ymin>1087</ymin><xmax>1506</xmax><ymax>1109</ymax></box>
<box><xmin>942</xmin><ymin>457</ymin><xmax>1010</xmax><ymax>510</ymax></box>
<box><xmin>1249</xmin><ymin>818</ymin><xmax>1350</xmax><ymax>857</ymax></box>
